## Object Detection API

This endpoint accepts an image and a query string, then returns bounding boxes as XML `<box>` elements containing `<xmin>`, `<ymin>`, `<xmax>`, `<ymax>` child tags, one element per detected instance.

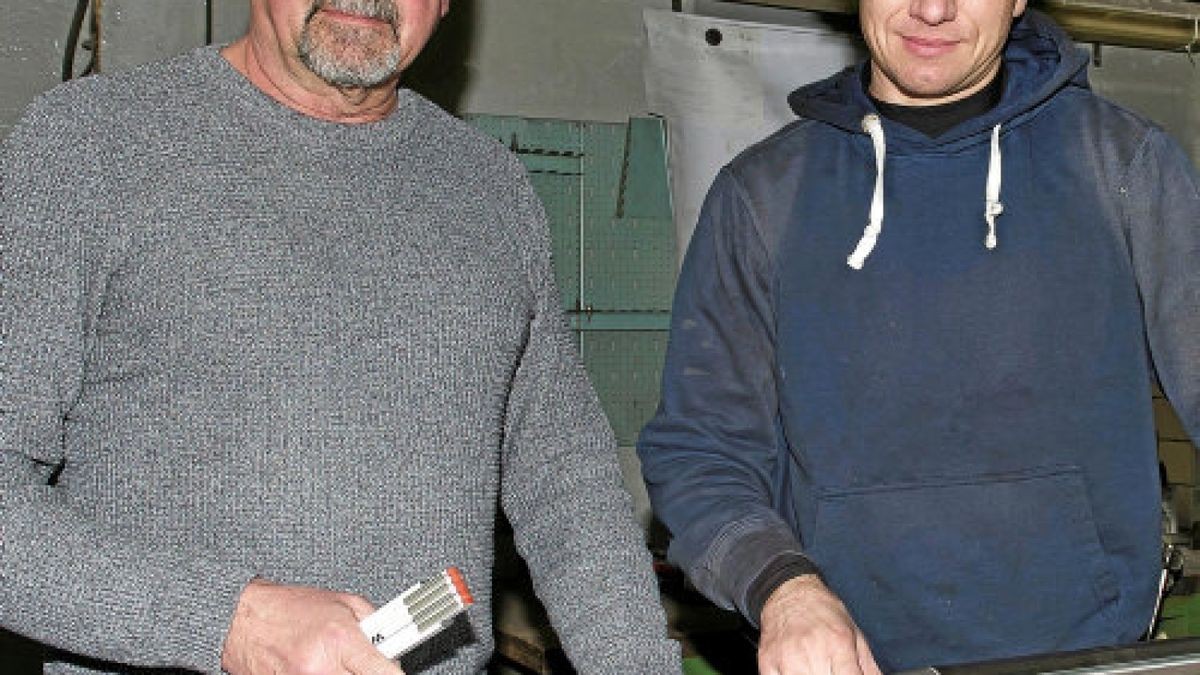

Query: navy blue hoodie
<box><xmin>639</xmin><ymin>10</ymin><xmax>1199</xmax><ymax>671</ymax></box>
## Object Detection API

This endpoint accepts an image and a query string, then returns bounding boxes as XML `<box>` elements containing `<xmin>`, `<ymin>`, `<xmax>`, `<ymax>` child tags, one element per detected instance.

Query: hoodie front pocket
<box><xmin>810</xmin><ymin>465</ymin><xmax>1120</xmax><ymax>671</ymax></box>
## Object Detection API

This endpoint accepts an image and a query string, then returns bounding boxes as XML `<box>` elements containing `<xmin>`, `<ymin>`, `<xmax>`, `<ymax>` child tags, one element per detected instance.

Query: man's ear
<box><xmin>440</xmin><ymin>0</ymin><xmax>451</xmax><ymax>18</ymax></box>
<box><xmin>1013</xmin><ymin>0</ymin><xmax>1028</xmax><ymax>18</ymax></box>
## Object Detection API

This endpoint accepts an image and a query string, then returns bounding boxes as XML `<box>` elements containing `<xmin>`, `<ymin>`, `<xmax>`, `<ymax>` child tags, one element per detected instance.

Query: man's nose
<box><xmin>910</xmin><ymin>0</ymin><xmax>956</xmax><ymax>24</ymax></box>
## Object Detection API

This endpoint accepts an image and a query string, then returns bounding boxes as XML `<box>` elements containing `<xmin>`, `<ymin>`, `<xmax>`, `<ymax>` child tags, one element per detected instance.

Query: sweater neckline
<box><xmin>193</xmin><ymin>44</ymin><xmax>421</xmax><ymax>140</ymax></box>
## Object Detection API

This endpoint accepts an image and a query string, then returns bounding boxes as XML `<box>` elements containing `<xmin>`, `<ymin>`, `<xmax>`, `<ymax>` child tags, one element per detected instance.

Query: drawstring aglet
<box><xmin>984</xmin><ymin>200</ymin><xmax>1004</xmax><ymax>250</ymax></box>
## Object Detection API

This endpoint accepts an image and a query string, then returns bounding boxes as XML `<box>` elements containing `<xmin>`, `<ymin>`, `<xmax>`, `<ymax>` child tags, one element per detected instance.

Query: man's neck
<box><xmin>221</xmin><ymin>36</ymin><xmax>399</xmax><ymax>124</ymax></box>
<box><xmin>867</xmin><ymin>67</ymin><xmax>1005</xmax><ymax>138</ymax></box>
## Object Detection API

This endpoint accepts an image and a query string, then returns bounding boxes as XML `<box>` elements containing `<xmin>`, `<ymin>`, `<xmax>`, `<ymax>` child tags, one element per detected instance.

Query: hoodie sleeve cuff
<box><xmin>744</xmin><ymin>552</ymin><xmax>821</xmax><ymax>627</ymax></box>
<box><xmin>685</xmin><ymin>515</ymin><xmax>813</xmax><ymax>622</ymax></box>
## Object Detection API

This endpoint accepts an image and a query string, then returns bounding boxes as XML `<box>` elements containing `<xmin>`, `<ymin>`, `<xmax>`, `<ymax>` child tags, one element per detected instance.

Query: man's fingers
<box><xmin>342</xmin><ymin>642</ymin><xmax>404</xmax><ymax>675</ymax></box>
<box><xmin>220</xmin><ymin>581</ymin><xmax>408</xmax><ymax>675</ymax></box>
<box><xmin>757</xmin><ymin>575</ymin><xmax>880</xmax><ymax>675</ymax></box>
<box><xmin>756</xmin><ymin>647</ymin><xmax>784</xmax><ymax>675</ymax></box>
<box><xmin>342</xmin><ymin>593</ymin><xmax>378</xmax><ymax>621</ymax></box>
<box><xmin>829</xmin><ymin>636</ymin><xmax>866</xmax><ymax>675</ymax></box>
<box><xmin>759</xmin><ymin>630</ymin><xmax>864</xmax><ymax>675</ymax></box>
<box><xmin>339</xmin><ymin>594</ymin><xmax>400</xmax><ymax>675</ymax></box>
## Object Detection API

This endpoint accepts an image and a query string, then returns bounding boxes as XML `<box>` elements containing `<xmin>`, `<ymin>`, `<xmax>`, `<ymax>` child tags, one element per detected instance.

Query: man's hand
<box><xmin>757</xmin><ymin>575</ymin><xmax>882</xmax><ymax>675</ymax></box>
<box><xmin>221</xmin><ymin>578</ymin><xmax>404</xmax><ymax>675</ymax></box>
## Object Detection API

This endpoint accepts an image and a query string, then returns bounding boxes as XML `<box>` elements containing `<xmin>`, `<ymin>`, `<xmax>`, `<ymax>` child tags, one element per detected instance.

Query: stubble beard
<box><xmin>298</xmin><ymin>0</ymin><xmax>404</xmax><ymax>88</ymax></box>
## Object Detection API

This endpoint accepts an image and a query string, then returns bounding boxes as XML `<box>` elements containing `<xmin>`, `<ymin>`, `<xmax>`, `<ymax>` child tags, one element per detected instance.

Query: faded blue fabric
<box><xmin>639</xmin><ymin>10</ymin><xmax>1199</xmax><ymax>671</ymax></box>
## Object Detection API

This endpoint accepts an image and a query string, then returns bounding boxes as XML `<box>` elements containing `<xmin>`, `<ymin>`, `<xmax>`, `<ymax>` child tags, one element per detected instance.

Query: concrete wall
<box><xmin>0</xmin><ymin>0</ymin><xmax>223</xmax><ymax>139</ymax></box>
<box><xmin>101</xmin><ymin>0</ymin><xmax>207</xmax><ymax>73</ymax></box>
<box><xmin>0</xmin><ymin>1</ymin><xmax>81</xmax><ymax>139</ymax></box>
<box><xmin>403</xmin><ymin>0</ymin><xmax>668</xmax><ymax>121</ymax></box>
<box><xmin>1088</xmin><ymin>44</ymin><xmax>1200</xmax><ymax>165</ymax></box>
<box><xmin>679</xmin><ymin>3</ymin><xmax>1200</xmax><ymax>167</ymax></box>
<box><xmin>1</xmin><ymin>0</ymin><xmax>669</xmax><ymax>139</ymax></box>
<box><xmin>187</xmin><ymin>0</ymin><xmax>672</xmax><ymax>120</ymax></box>
<box><xmin>6</xmin><ymin>3</ymin><xmax>1197</xmax><ymax>158</ymax></box>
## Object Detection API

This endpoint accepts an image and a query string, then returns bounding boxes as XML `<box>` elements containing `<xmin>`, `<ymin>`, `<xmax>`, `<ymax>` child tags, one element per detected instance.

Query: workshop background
<box><xmin>2</xmin><ymin>1</ymin><xmax>1199</xmax><ymax>673</ymax></box>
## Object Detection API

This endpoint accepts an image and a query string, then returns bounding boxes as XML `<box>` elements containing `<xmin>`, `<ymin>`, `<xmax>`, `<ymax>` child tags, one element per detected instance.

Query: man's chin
<box><xmin>299</xmin><ymin>28</ymin><xmax>403</xmax><ymax>88</ymax></box>
<box><xmin>892</xmin><ymin>76</ymin><xmax>975</xmax><ymax>104</ymax></box>
<box><xmin>301</xmin><ymin>52</ymin><xmax>402</xmax><ymax>89</ymax></box>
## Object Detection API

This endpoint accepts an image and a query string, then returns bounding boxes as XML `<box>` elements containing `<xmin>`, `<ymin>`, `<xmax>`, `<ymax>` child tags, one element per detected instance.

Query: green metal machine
<box><xmin>467</xmin><ymin>114</ymin><xmax>676</xmax><ymax>447</ymax></box>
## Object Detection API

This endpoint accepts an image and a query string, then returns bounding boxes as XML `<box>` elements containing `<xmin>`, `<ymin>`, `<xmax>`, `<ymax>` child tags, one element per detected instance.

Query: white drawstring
<box><xmin>984</xmin><ymin>123</ymin><xmax>1004</xmax><ymax>250</ymax></box>
<box><xmin>847</xmin><ymin>113</ymin><xmax>886</xmax><ymax>270</ymax></box>
<box><xmin>847</xmin><ymin>117</ymin><xmax>1006</xmax><ymax>270</ymax></box>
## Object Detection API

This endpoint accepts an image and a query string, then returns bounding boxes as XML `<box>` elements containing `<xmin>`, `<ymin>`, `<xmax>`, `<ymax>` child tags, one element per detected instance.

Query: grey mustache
<box><xmin>308</xmin><ymin>0</ymin><xmax>397</xmax><ymax>24</ymax></box>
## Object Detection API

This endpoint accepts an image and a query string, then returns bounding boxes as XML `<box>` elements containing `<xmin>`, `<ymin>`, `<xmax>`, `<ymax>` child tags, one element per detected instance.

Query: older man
<box><xmin>639</xmin><ymin>0</ymin><xmax>1199</xmax><ymax>673</ymax></box>
<box><xmin>0</xmin><ymin>1</ymin><xmax>680</xmax><ymax>674</ymax></box>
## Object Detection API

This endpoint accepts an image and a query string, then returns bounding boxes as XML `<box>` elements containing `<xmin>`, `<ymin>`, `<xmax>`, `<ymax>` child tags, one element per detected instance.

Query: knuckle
<box><xmin>344</xmin><ymin>647</ymin><xmax>389</xmax><ymax>675</ymax></box>
<box><xmin>828</xmin><ymin>623</ymin><xmax>858</xmax><ymax>645</ymax></box>
<box><xmin>323</xmin><ymin>619</ymin><xmax>357</xmax><ymax>644</ymax></box>
<box><xmin>338</xmin><ymin>592</ymin><xmax>374</xmax><ymax>617</ymax></box>
<box><xmin>339</xmin><ymin>591</ymin><xmax>368</xmax><ymax>607</ymax></box>
<box><xmin>294</xmin><ymin>652</ymin><xmax>328</xmax><ymax>675</ymax></box>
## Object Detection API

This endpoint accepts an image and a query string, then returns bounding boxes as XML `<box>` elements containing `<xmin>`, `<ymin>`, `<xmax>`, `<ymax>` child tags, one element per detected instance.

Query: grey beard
<box><xmin>298</xmin><ymin>0</ymin><xmax>403</xmax><ymax>88</ymax></box>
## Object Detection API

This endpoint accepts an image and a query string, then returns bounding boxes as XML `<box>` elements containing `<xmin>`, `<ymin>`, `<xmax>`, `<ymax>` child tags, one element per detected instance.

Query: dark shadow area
<box><xmin>655</xmin><ymin>558</ymin><xmax>756</xmax><ymax>675</ymax></box>
<box><xmin>0</xmin><ymin>628</ymin><xmax>43</xmax><ymax>675</ymax></box>
<box><xmin>687</xmin><ymin>628</ymin><xmax>759</xmax><ymax>675</ymax></box>
<box><xmin>490</xmin><ymin>510</ymin><xmax>577</xmax><ymax>675</ymax></box>
<box><xmin>404</xmin><ymin>0</ymin><xmax>478</xmax><ymax>116</ymax></box>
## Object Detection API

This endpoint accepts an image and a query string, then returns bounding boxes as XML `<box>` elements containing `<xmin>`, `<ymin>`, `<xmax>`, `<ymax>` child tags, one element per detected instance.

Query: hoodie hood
<box><xmin>788</xmin><ymin>9</ymin><xmax>1090</xmax><ymax>147</ymax></box>
<box><xmin>789</xmin><ymin>9</ymin><xmax>1091</xmax><ymax>268</ymax></box>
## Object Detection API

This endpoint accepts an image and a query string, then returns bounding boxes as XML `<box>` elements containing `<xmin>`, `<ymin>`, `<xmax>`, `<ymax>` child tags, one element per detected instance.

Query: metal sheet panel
<box><xmin>581</xmin><ymin>330</ymin><xmax>670</xmax><ymax>445</ymax></box>
<box><xmin>467</xmin><ymin>114</ymin><xmax>676</xmax><ymax>445</ymax></box>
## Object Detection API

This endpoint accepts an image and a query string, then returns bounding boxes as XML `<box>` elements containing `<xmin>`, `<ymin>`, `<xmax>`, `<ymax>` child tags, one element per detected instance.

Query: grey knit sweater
<box><xmin>0</xmin><ymin>47</ymin><xmax>680</xmax><ymax>674</ymax></box>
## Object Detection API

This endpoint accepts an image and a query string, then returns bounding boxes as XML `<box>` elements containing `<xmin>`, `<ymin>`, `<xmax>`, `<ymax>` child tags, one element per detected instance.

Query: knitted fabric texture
<box><xmin>0</xmin><ymin>47</ymin><xmax>679</xmax><ymax>675</ymax></box>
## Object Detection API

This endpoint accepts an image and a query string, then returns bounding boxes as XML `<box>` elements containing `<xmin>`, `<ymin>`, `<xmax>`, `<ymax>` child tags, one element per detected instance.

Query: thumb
<box><xmin>342</xmin><ymin>593</ymin><xmax>379</xmax><ymax>621</ymax></box>
<box><xmin>857</xmin><ymin>632</ymin><xmax>883</xmax><ymax>675</ymax></box>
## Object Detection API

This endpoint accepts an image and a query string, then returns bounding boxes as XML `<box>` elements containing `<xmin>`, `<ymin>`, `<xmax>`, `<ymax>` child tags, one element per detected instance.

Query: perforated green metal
<box><xmin>580</xmin><ymin>331</ymin><xmax>671</xmax><ymax>447</ymax></box>
<box><xmin>465</xmin><ymin>114</ymin><xmax>675</xmax><ymax>445</ymax></box>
